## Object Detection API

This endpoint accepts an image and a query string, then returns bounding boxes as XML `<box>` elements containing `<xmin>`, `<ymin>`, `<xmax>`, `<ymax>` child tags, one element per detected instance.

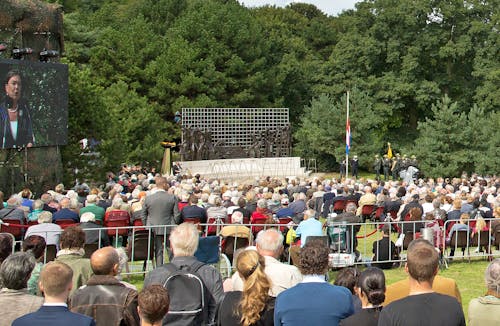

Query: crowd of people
<box><xmin>0</xmin><ymin>167</ymin><xmax>499</xmax><ymax>325</ymax></box>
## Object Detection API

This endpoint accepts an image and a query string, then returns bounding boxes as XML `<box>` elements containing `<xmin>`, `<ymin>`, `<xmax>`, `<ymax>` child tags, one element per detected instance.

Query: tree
<box><xmin>294</xmin><ymin>90</ymin><xmax>387</xmax><ymax>171</ymax></box>
<box><xmin>414</xmin><ymin>95</ymin><xmax>469</xmax><ymax>177</ymax></box>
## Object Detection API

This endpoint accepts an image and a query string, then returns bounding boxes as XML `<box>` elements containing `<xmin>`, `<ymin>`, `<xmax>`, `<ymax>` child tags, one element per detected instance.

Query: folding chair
<box><xmin>361</xmin><ymin>205</ymin><xmax>375</xmax><ymax>223</ymax></box>
<box><xmin>127</xmin><ymin>229</ymin><xmax>155</xmax><ymax>272</ymax></box>
<box><xmin>55</xmin><ymin>219</ymin><xmax>78</xmax><ymax>229</ymax></box>
<box><xmin>195</xmin><ymin>236</ymin><xmax>231</xmax><ymax>278</ymax></box>
<box><xmin>84</xmin><ymin>243</ymin><xmax>100</xmax><ymax>258</ymax></box>
<box><xmin>449</xmin><ymin>230</ymin><xmax>471</xmax><ymax>261</ymax></box>
<box><xmin>0</xmin><ymin>219</ymin><xmax>24</xmax><ymax>240</ymax></box>
<box><xmin>333</xmin><ymin>199</ymin><xmax>347</xmax><ymax>213</ymax></box>
<box><xmin>44</xmin><ymin>244</ymin><xmax>57</xmax><ymax>263</ymax></box>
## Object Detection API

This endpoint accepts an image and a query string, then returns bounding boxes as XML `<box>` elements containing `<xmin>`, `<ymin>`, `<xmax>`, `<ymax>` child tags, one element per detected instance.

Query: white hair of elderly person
<box><xmin>80</xmin><ymin>212</ymin><xmax>96</xmax><ymax>223</ymax></box>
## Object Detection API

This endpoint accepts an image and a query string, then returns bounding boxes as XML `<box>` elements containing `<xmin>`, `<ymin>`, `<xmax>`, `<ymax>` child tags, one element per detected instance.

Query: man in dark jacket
<box><xmin>142</xmin><ymin>176</ymin><xmax>180</xmax><ymax>265</ymax></box>
<box><xmin>70</xmin><ymin>247</ymin><xmax>140</xmax><ymax>326</ymax></box>
<box><xmin>144</xmin><ymin>222</ymin><xmax>224</xmax><ymax>325</ymax></box>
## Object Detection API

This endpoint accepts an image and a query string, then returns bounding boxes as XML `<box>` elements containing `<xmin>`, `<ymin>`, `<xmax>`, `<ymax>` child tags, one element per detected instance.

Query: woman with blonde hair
<box><xmin>216</xmin><ymin>250</ymin><xmax>274</xmax><ymax>326</ymax></box>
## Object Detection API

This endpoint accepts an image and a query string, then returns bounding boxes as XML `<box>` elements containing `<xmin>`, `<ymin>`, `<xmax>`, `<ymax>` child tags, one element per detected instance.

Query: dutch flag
<box><xmin>345</xmin><ymin>117</ymin><xmax>351</xmax><ymax>155</ymax></box>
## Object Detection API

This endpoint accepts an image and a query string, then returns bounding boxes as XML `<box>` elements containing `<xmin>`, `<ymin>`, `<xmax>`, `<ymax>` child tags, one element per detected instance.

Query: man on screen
<box><xmin>0</xmin><ymin>70</ymin><xmax>35</xmax><ymax>148</ymax></box>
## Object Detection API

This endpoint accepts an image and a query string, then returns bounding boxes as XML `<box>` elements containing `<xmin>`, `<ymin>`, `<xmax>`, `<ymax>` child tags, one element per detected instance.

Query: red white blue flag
<box><xmin>345</xmin><ymin>117</ymin><xmax>351</xmax><ymax>155</ymax></box>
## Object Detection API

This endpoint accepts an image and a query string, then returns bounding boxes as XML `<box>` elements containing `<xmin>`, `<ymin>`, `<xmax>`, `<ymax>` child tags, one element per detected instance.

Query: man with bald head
<box><xmin>53</xmin><ymin>197</ymin><xmax>80</xmax><ymax>222</ymax></box>
<box><xmin>70</xmin><ymin>247</ymin><xmax>140</xmax><ymax>326</ymax></box>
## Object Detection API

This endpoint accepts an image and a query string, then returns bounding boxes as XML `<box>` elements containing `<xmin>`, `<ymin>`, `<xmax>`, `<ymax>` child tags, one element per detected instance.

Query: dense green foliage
<box><xmin>48</xmin><ymin>0</ymin><xmax>498</xmax><ymax>180</ymax></box>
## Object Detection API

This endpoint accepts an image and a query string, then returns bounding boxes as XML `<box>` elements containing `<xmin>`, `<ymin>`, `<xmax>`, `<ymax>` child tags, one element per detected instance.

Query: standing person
<box><xmin>274</xmin><ymin>240</ymin><xmax>354</xmax><ymax>326</ymax></box>
<box><xmin>12</xmin><ymin>262</ymin><xmax>95</xmax><ymax>326</ymax></box>
<box><xmin>142</xmin><ymin>176</ymin><xmax>180</xmax><ymax>265</ymax></box>
<box><xmin>382</xmin><ymin>155</ymin><xmax>391</xmax><ymax>181</ymax></box>
<box><xmin>339</xmin><ymin>160</ymin><xmax>346</xmax><ymax>179</ymax></box>
<box><xmin>373</xmin><ymin>155</ymin><xmax>382</xmax><ymax>181</ymax></box>
<box><xmin>138</xmin><ymin>285</ymin><xmax>170</xmax><ymax>326</ymax></box>
<box><xmin>216</xmin><ymin>250</ymin><xmax>275</xmax><ymax>326</ymax></box>
<box><xmin>378</xmin><ymin>239</ymin><xmax>465</xmax><ymax>326</ymax></box>
<box><xmin>351</xmin><ymin>156</ymin><xmax>359</xmax><ymax>179</ymax></box>
<box><xmin>70</xmin><ymin>247</ymin><xmax>140</xmax><ymax>326</ymax></box>
<box><xmin>0</xmin><ymin>70</ymin><xmax>34</xmax><ymax>149</ymax></box>
<box><xmin>339</xmin><ymin>267</ymin><xmax>386</xmax><ymax>326</ymax></box>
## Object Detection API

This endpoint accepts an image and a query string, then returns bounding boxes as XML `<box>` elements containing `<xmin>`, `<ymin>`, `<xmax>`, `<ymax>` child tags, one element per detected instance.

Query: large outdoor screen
<box><xmin>0</xmin><ymin>59</ymin><xmax>68</xmax><ymax>149</ymax></box>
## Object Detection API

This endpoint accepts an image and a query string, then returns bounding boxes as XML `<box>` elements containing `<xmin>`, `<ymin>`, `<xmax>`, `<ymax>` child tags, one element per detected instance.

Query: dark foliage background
<box><xmin>41</xmin><ymin>0</ymin><xmax>499</xmax><ymax>180</ymax></box>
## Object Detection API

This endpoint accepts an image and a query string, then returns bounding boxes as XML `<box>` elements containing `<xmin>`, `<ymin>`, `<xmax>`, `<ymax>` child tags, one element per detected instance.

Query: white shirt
<box><xmin>232</xmin><ymin>255</ymin><xmax>303</xmax><ymax>296</ymax></box>
<box><xmin>10</xmin><ymin>120</ymin><xmax>18</xmax><ymax>140</ymax></box>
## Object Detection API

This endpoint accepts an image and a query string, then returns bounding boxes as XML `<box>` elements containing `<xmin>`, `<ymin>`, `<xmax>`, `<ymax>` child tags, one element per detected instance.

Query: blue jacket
<box><xmin>12</xmin><ymin>305</ymin><xmax>95</xmax><ymax>326</ymax></box>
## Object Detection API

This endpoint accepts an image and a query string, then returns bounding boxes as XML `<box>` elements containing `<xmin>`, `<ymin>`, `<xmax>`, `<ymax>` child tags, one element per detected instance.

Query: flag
<box><xmin>345</xmin><ymin>117</ymin><xmax>351</xmax><ymax>155</ymax></box>
<box><xmin>387</xmin><ymin>143</ymin><xmax>393</xmax><ymax>159</ymax></box>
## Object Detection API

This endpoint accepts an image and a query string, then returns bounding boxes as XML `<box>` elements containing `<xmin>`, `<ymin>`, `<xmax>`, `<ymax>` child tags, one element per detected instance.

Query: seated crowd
<box><xmin>0</xmin><ymin>169</ymin><xmax>499</xmax><ymax>325</ymax></box>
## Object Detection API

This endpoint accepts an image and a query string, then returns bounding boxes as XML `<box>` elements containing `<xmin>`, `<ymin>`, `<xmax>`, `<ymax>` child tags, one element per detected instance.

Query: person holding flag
<box><xmin>386</xmin><ymin>142</ymin><xmax>393</xmax><ymax>159</ymax></box>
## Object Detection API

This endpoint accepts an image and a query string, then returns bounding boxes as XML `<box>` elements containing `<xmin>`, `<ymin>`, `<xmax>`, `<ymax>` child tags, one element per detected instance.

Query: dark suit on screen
<box><xmin>142</xmin><ymin>189</ymin><xmax>180</xmax><ymax>265</ymax></box>
<box><xmin>12</xmin><ymin>305</ymin><xmax>95</xmax><ymax>326</ymax></box>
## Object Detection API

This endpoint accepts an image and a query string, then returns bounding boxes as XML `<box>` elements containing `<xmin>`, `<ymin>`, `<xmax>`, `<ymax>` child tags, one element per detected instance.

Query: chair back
<box><xmin>84</xmin><ymin>243</ymin><xmax>99</xmax><ymax>258</ymax></box>
<box><xmin>104</xmin><ymin>210</ymin><xmax>130</xmax><ymax>237</ymax></box>
<box><xmin>250</xmin><ymin>217</ymin><xmax>271</xmax><ymax>236</ymax></box>
<box><xmin>278</xmin><ymin>217</ymin><xmax>293</xmax><ymax>232</ymax></box>
<box><xmin>333</xmin><ymin>200</ymin><xmax>346</xmax><ymax>213</ymax></box>
<box><xmin>361</xmin><ymin>205</ymin><xmax>375</xmax><ymax>216</ymax></box>
<box><xmin>0</xmin><ymin>219</ymin><xmax>24</xmax><ymax>239</ymax></box>
<box><xmin>471</xmin><ymin>230</ymin><xmax>490</xmax><ymax>247</ymax></box>
<box><xmin>44</xmin><ymin>244</ymin><xmax>57</xmax><ymax>263</ymax></box>
<box><xmin>206</xmin><ymin>215</ymin><xmax>227</xmax><ymax>235</ymax></box>
<box><xmin>306</xmin><ymin>235</ymin><xmax>329</xmax><ymax>247</ymax></box>
<box><xmin>402</xmin><ymin>232</ymin><xmax>415</xmax><ymax>250</ymax></box>
<box><xmin>195</xmin><ymin>236</ymin><xmax>220</xmax><ymax>264</ymax></box>
<box><xmin>128</xmin><ymin>229</ymin><xmax>155</xmax><ymax>262</ymax></box>
<box><xmin>450</xmin><ymin>230</ymin><xmax>470</xmax><ymax>249</ymax></box>
<box><xmin>55</xmin><ymin>219</ymin><xmax>78</xmax><ymax>229</ymax></box>
<box><xmin>374</xmin><ymin>206</ymin><xmax>385</xmax><ymax>220</ymax></box>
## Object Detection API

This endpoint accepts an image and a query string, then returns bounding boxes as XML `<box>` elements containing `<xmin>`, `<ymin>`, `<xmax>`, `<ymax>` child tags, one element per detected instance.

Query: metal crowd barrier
<box><xmin>4</xmin><ymin>219</ymin><xmax>498</xmax><ymax>275</ymax></box>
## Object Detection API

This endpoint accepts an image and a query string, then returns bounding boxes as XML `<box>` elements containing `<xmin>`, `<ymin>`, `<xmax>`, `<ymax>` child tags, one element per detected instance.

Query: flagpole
<box><xmin>346</xmin><ymin>91</ymin><xmax>349</xmax><ymax>178</ymax></box>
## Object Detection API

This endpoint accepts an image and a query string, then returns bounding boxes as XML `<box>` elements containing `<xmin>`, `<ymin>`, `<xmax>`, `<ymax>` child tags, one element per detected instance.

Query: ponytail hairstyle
<box><xmin>357</xmin><ymin>267</ymin><xmax>386</xmax><ymax>306</ymax></box>
<box><xmin>236</xmin><ymin>250</ymin><xmax>270</xmax><ymax>326</ymax></box>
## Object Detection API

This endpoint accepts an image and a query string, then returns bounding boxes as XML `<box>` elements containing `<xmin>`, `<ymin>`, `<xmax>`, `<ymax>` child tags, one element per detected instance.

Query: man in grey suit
<box><xmin>142</xmin><ymin>176</ymin><xmax>180</xmax><ymax>265</ymax></box>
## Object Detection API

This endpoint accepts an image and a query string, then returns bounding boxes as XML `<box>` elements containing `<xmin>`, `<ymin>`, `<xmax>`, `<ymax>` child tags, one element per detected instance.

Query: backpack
<box><xmin>162</xmin><ymin>261</ymin><xmax>209</xmax><ymax>326</ymax></box>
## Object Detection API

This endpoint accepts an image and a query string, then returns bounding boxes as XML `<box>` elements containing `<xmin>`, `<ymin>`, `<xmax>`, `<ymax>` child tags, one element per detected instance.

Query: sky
<box><xmin>238</xmin><ymin>0</ymin><xmax>361</xmax><ymax>16</ymax></box>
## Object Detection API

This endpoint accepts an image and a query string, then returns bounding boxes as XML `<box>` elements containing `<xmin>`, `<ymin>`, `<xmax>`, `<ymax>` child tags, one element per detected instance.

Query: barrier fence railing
<box><xmin>3</xmin><ymin>219</ymin><xmax>498</xmax><ymax>275</ymax></box>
